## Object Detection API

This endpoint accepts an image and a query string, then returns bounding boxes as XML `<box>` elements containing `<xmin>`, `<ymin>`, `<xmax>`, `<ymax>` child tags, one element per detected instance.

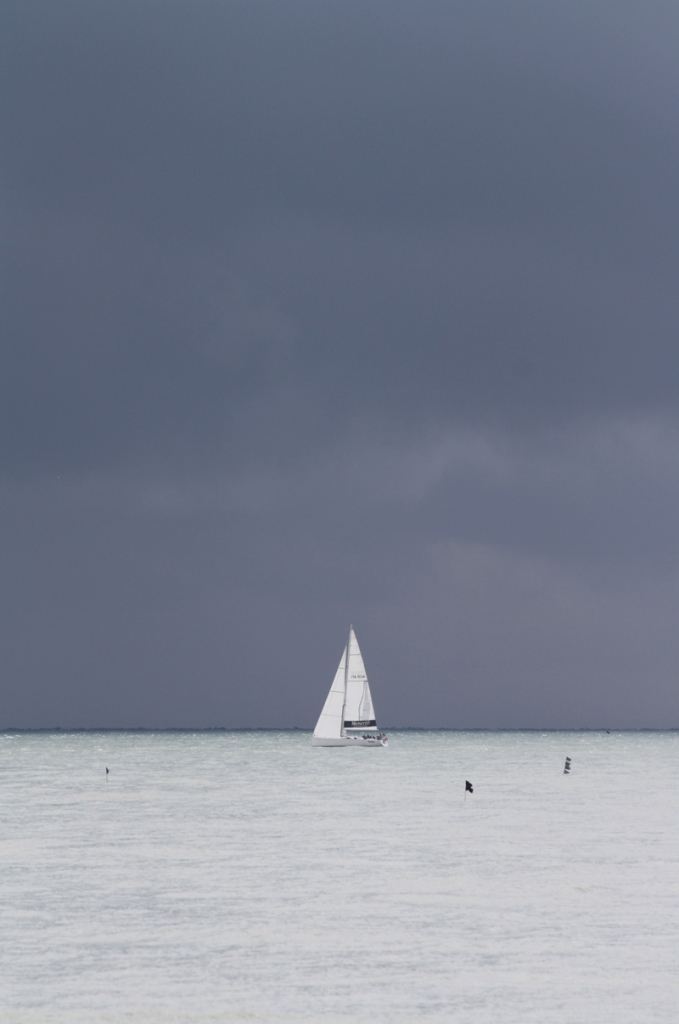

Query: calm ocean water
<box><xmin>1</xmin><ymin>730</ymin><xmax>677</xmax><ymax>1023</ymax></box>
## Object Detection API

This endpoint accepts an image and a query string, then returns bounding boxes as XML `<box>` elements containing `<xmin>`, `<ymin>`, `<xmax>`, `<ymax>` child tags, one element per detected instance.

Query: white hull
<box><xmin>313</xmin><ymin>734</ymin><xmax>388</xmax><ymax>747</ymax></box>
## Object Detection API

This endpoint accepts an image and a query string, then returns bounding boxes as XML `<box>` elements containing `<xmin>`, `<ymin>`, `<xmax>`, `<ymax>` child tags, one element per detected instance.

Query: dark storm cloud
<box><xmin>3</xmin><ymin>1</ymin><xmax>679</xmax><ymax>727</ymax></box>
<box><xmin>5</xmin><ymin>206</ymin><xmax>679</xmax><ymax>477</ymax></box>
<box><xmin>8</xmin><ymin>1</ymin><xmax>679</xmax><ymax>233</ymax></box>
<box><xmin>5</xmin><ymin>0</ymin><xmax>679</xmax><ymax>476</ymax></box>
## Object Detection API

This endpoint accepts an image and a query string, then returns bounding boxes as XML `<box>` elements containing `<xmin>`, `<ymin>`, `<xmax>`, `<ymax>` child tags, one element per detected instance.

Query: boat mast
<box><xmin>340</xmin><ymin>624</ymin><xmax>351</xmax><ymax>737</ymax></box>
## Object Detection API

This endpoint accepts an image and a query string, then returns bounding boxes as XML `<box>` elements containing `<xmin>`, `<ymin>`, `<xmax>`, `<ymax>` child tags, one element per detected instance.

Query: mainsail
<box><xmin>342</xmin><ymin>628</ymin><xmax>377</xmax><ymax>729</ymax></box>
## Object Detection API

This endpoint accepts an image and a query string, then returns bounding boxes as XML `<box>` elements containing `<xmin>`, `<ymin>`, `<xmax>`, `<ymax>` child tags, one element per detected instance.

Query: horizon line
<box><xmin>2</xmin><ymin>726</ymin><xmax>677</xmax><ymax>734</ymax></box>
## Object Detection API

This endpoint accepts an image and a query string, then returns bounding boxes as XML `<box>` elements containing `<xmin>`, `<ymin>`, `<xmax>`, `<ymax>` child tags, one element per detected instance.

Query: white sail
<box><xmin>312</xmin><ymin>645</ymin><xmax>346</xmax><ymax>740</ymax></box>
<box><xmin>312</xmin><ymin>627</ymin><xmax>387</xmax><ymax>747</ymax></box>
<box><xmin>343</xmin><ymin>627</ymin><xmax>377</xmax><ymax>730</ymax></box>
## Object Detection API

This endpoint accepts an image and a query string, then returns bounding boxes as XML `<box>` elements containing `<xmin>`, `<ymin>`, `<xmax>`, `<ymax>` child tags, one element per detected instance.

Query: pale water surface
<box><xmin>1</xmin><ymin>731</ymin><xmax>677</xmax><ymax>1023</ymax></box>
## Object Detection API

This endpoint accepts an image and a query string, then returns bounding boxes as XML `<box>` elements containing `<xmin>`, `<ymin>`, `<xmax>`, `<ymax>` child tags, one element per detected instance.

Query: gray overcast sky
<box><xmin>2</xmin><ymin>0</ymin><xmax>679</xmax><ymax>728</ymax></box>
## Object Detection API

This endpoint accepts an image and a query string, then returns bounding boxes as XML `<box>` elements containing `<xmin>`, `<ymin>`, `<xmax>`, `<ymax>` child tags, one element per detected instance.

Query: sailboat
<box><xmin>313</xmin><ymin>626</ymin><xmax>388</xmax><ymax>747</ymax></box>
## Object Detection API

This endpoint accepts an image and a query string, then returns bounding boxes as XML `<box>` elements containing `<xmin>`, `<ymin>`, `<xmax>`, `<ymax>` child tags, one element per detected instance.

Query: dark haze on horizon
<box><xmin>3</xmin><ymin>0</ymin><xmax>679</xmax><ymax>729</ymax></box>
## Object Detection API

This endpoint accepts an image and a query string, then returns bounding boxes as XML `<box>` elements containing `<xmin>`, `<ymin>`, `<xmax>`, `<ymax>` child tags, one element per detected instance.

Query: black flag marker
<box><xmin>106</xmin><ymin>767</ymin><xmax>109</xmax><ymax>781</ymax></box>
<box><xmin>563</xmin><ymin>757</ymin><xmax>571</xmax><ymax>775</ymax></box>
<box><xmin>465</xmin><ymin>780</ymin><xmax>474</xmax><ymax>793</ymax></box>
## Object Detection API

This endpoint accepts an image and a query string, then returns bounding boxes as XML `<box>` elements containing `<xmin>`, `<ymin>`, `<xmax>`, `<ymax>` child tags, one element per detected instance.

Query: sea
<box><xmin>1</xmin><ymin>730</ymin><xmax>677</xmax><ymax>1023</ymax></box>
